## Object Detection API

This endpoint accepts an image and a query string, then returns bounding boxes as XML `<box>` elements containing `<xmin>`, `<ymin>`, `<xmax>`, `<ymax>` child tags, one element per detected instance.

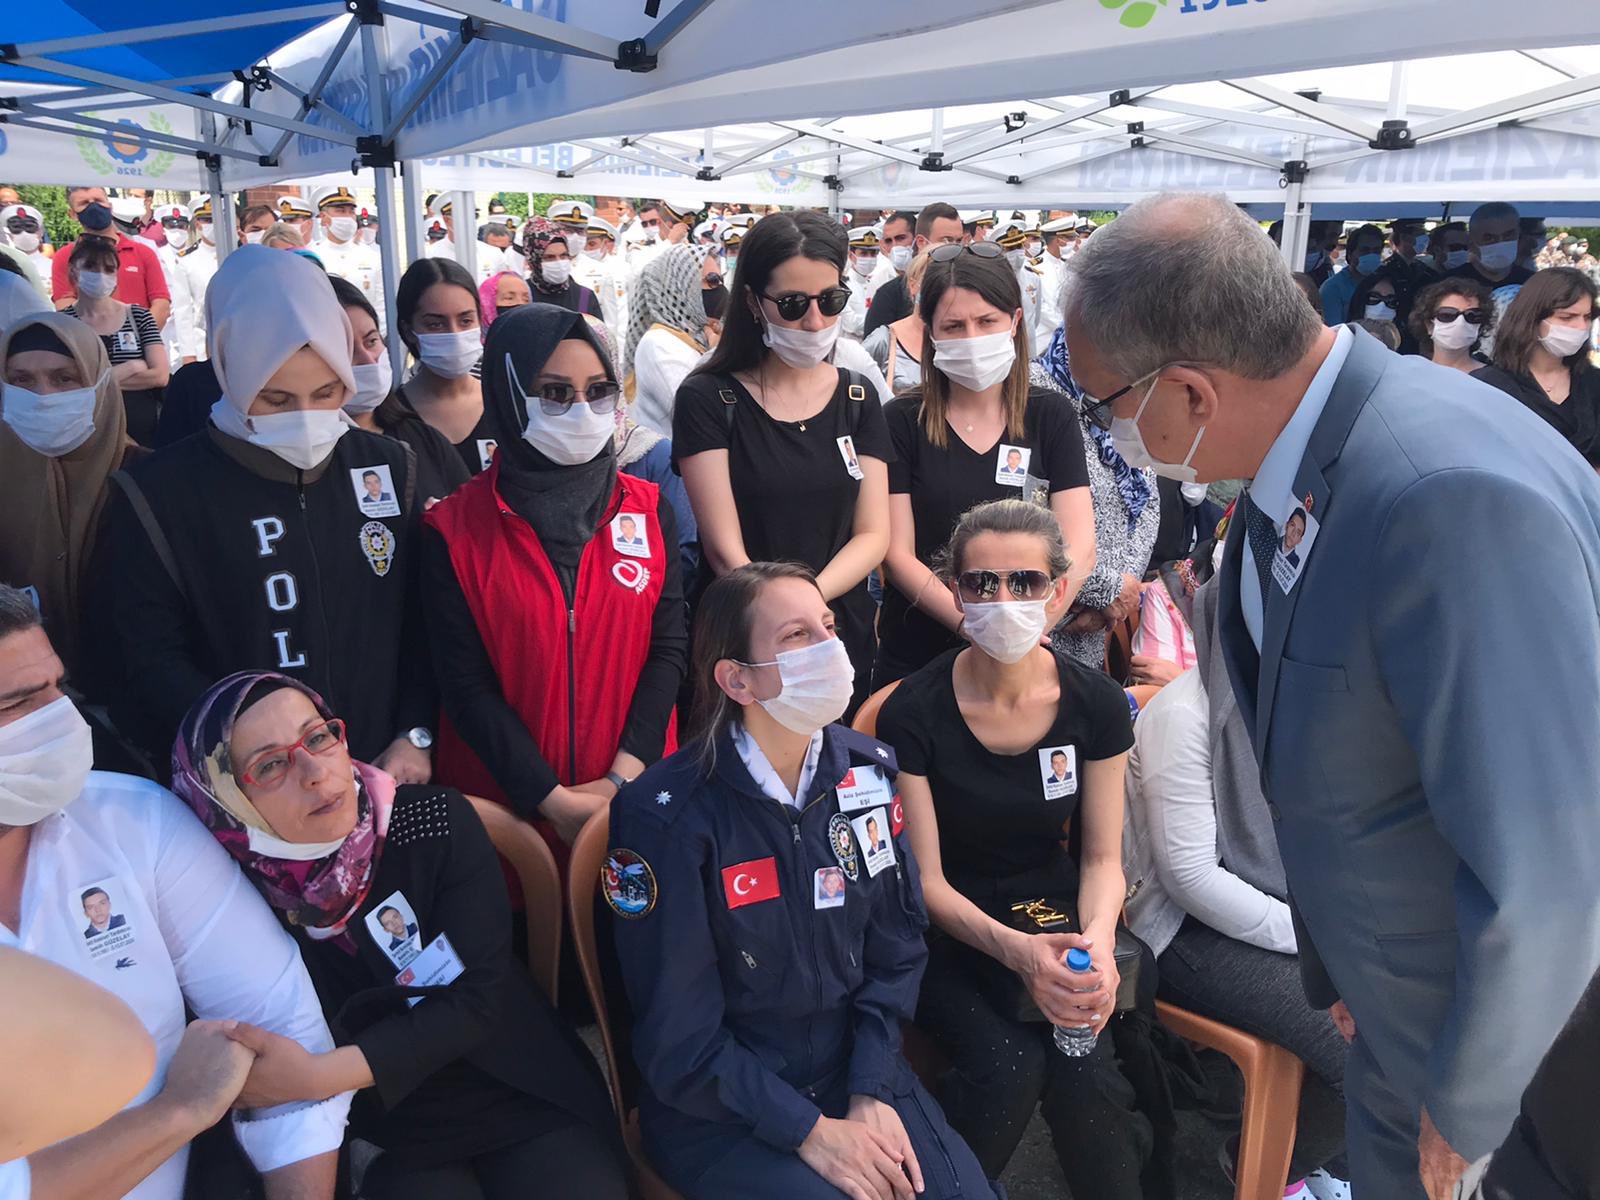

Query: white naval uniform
<box><xmin>319</xmin><ymin>236</ymin><xmax>386</xmax><ymax>330</ymax></box>
<box><xmin>168</xmin><ymin>240</ymin><xmax>217</xmax><ymax>362</ymax></box>
<box><xmin>155</xmin><ymin>243</ymin><xmax>186</xmax><ymax>364</ymax></box>
<box><xmin>842</xmin><ymin>264</ymin><xmax>881</xmax><ymax>342</ymax></box>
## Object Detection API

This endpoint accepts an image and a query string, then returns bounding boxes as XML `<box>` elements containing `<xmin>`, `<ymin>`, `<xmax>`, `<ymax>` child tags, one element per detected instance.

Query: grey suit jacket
<box><xmin>1218</xmin><ymin>328</ymin><xmax>1600</xmax><ymax>1158</ymax></box>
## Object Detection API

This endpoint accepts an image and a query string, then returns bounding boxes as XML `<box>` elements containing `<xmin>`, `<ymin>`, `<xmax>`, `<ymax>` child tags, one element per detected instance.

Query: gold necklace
<box><xmin>760</xmin><ymin>365</ymin><xmax>808</xmax><ymax>430</ymax></box>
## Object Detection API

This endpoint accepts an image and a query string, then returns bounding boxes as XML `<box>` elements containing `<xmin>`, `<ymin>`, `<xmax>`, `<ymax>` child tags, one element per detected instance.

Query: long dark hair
<box><xmin>915</xmin><ymin>250</ymin><xmax>1030</xmax><ymax>449</ymax></box>
<box><xmin>1493</xmin><ymin>267</ymin><xmax>1598</xmax><ymax>377</ymax></box>
<box><xmin>393</xmin><ymin>257</ymin><xmax>480</xmax><ymax>357</ymax></box>
<box><xmin>688</xmin><ymin>561</ymin><xmax>820</xmax><ymax>758</ymax></box>
<box><xmin>695</xmin><ymin>211</ymin><xmax>847</xmax><ymax>378</ymax></box>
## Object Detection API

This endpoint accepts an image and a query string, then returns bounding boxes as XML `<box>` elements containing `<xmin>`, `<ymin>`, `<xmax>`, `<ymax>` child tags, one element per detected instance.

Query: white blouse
<box><xmin>3</xmin><ymin>772</ymin><xmax>350</xmax><ymax>1200</ymax></box>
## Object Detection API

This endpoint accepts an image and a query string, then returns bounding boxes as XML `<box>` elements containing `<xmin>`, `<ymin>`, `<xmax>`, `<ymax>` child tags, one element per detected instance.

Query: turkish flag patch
<box><xmin>891</xmin><ymin>795</ymin><xmax>905</xmax><ymax>837</ymax></box>
<box><xmin>722</xmin><ymin>857</ymin><xmax>781</xmax><ymax>909</ymax></box>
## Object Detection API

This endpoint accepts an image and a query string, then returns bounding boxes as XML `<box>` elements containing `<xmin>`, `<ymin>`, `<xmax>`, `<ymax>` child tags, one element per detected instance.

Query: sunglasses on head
<box><xmin>956</xmin><ymin>569</ymin><xmax>1055</xmax><ymax>603</ymax></box>
<box><xmin>762</xmin><ymin>287</ymin><xmax>851</xmax><ymax>321</ymax></box>
<box><xmin>1434</xmin><ymin>307</ymin><xmax>1487</xmax><ymax>325</ymax></box>
<box><xmin>929</xmin><ymin>242</ymin><xmax>1002</xmax><ymax>263</ymax></box>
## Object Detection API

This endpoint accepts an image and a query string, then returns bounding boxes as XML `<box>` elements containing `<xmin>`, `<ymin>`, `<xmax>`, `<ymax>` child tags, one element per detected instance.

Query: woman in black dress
<box><xmin>673</xmin><ymin>212</ymin><xmax>891</xmax><ymax>713</ymax></box>
<box><xmin>171</xmin><ymin>670</ymin><xmax>629</xmax><ymax>1199</ymax></box>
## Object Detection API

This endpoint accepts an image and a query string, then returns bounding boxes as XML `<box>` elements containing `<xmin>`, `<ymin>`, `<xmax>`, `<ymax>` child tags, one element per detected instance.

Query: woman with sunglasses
<box><xmin>422</xmin><ymin>303</ymin><xmax>687</xmax><ymax>849</ymax></box>
<box><xmin>675</xmin><ymin>212</ymin><xmax>892</xmax><ymax>716</ymax></box>
<box><xmin>1409</xmin><ymin>278</ymin><xmax>1495</xmax><ymax>373</ymax></box>
<box><xmin>171</xmin><ymin>671</ymin><xmax>629</xmax><ymax>1199</ymax></box>
<box><xmin>874</xmin><ymin>242</ymin><xmax>1091</xmax><ymax>689</ymax></box>
<box><xmin>1473</xmin><ymin>267</ymin><xmax>1600</xmax><ymax>466</ymax></box>
<box><xmin>877</xmin><ymin>498</ymin><xmax>1155</xmax><ymax>1197</ymax></box>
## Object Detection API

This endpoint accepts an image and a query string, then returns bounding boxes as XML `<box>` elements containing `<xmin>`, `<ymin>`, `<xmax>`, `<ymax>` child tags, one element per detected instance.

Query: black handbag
<box><xmin>971</xmin><ymin>895</ymin><xmax>1151</xmax><ymax>1024</ymax></box>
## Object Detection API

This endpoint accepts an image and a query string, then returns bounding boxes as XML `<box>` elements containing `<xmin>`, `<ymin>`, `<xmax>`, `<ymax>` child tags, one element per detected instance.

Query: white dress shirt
<box><xmin>3</xmin><ymin>773</ymin><xmax>350</xmax><ymax>1200</ymax></box>
<box><xmin>1241</xmin><ymin>325</ymin><xmax>1353</xmax><ymax>648</ymax></box>
<box><xmin>733</xmin><ymin>725</ymin><xmax>824</xmax><ymax>811</ymax></box>
<box><xmin>1124</xmin><ymin>669</ymin><xmax>1296</xmax><ymax>957</ymax></box>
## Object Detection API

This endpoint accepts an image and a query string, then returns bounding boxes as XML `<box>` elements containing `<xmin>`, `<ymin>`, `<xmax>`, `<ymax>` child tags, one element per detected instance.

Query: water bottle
<box><xmin>1052</xmin><ymin>947</ymin><xmax>1099</xmax><ymax>1056</ymax></box>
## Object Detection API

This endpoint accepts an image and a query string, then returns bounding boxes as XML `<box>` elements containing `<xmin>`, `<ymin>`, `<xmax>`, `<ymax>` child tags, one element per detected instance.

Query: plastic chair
<box><xmin>850</xmin><ymin>679</ymin><xmax>901</xmax><ymax>738</ymax></box>
<box><xmin>465</xmin><ymin>796</ymin><xmax>561</xmax><ymax>1005</ymax></box>
<box><xmin>567</xmin><ymin>809</ymin><xmax>683</xmax><ymax>1200</ymax></box>
<box><xmin>1155</xmin><ymin>999</ymin><xmax>1305</xmax><ymax>1200</ymax></box>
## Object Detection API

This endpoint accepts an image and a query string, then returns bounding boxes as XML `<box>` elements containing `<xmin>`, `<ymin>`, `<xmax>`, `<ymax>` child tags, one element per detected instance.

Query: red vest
<box><xmin>426</xmin><ymin>461</ymin><xmax>677</xmax><ymax>812</ymax></box>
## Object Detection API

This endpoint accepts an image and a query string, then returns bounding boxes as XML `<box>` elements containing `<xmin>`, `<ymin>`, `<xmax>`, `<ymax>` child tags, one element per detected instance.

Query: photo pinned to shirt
<box><xmin>850</xmin><ymin>807</ymin><xmax>896</xmax><ymax>878</ymax></box>
<box><xmin>1271</xmin><ymin>503</ymin><xmax>1320</xmax><ymax>594</ymax></box>
<box><xmin>350</xmin><ymin>464</ymin><xmax>400</xmax><ymax>519</ymax></box>
<box><xmin>610</xmin><ymin>511</ymin><xmax>651</xmax><ymax>558</ymax></box>
<box><xmin>115</xmin><ymin>329</ymin><xmax>139</xmax><ymax>354</ymax></box>
<box><xmin>814</xmin><ymin>866</ymin><xmax>847</xmax><ymax>910</ymax></box>
<box><xmin>476</xmin><ymin>439</ymin><xmax>498</xmax><ymax>471</ymax></box>
<box><xmin>1039</xmin><ymin>745</ymin><xmax>1078</xmax><ymax>801</ymax></box>
<box><xmin>995</xmin><ymin>443</ymin><xmax>1031</xmax><ymax>487</ymax></box>
<box><xmin>366</xmin><ymin>890</ymin><xmax>423</xmax><ymax>968</ymax></box>
<box><xmin>75</xmin><ymin>877</ymin><xmax>137</xmax><ymax>965</ymax></box>
<box><xmin>835</xmin><ymin>765</ymin><xmax>892</xmax><ymax>814</ymax></box>
<box><xmin>836</xmin><ymin>435</ymin><xmax>864</xmax><ymax>481</ymax></box>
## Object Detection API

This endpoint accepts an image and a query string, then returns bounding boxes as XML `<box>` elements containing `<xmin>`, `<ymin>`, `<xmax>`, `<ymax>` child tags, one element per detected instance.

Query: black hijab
<box><xmin>482</xmin><ymin>303</ymin><xmax>619</xmax><ymax>592</ymax></box>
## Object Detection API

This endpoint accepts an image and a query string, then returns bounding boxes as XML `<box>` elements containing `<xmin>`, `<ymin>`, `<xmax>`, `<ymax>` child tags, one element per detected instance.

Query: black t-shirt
<box><xmin>1472</xmin><ymin>364</ymin><xmax>1600</xmax><ymax>466</ymax></box>
<box><xmin>863</xmin><ymin>275</ymin><xmax>913</xmax><ymax>339</ymax></box>
<box><xmin>396</xmin><ymin>384</ymin><xmax>502</xmax><ymax>476</ymax></box>
<box><xmin>878</xmin><ymin>647</ymin><xmax>1133</xmax><ymax>883</ymax></box>
<box><xmin>673</xmin><ymin>368</ymin><xmax>894</xmax><ymax>707</ymax></box>
<box><xmin>1445</xmin><ymin>261</ymin><xmax>1536</xmax><ymax>292</ymax></box>
<box><xmin>877</xmin><ymin>387</ymin><xmax>1087</xmax><ymax>679</ymax></box>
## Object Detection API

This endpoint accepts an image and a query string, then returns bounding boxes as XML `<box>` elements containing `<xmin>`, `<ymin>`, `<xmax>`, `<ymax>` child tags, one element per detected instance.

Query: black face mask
<box><xmin>702</xmin><ymin>284</ymin><xmax>729</xmax><ymax>320</ymax></box>
<box><xmin>77</xmin><ymin>203</ymin><xmax>113</xmax><ymax>232</ymax></box>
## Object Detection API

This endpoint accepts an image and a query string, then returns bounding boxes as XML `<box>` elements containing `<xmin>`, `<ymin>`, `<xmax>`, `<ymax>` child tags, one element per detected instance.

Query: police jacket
<box><xmin>87</xmin><ymin>425</ymin><xmax>434</xmax><ymax>765</ymax></box>
<box><xmin>608</xmin><ymin>723</ymin><xmax>927</xmax><ymax>1156</ymax></box>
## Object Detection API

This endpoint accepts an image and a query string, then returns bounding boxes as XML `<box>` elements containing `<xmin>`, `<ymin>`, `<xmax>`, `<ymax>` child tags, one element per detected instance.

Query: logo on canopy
<box><xmin>1100</xmin><ymin>0</ymin><xmax>1168</xmax><ymax>29</ymax></box>
<box><xmin>75</xmin><ymin>113</ymin><xmax>177</xmax><ymax>179</ymax></box>
<box><xmin>758</xmin><ymin>149</ymin><xmax>804</xmax><ymax>196</ymax></box>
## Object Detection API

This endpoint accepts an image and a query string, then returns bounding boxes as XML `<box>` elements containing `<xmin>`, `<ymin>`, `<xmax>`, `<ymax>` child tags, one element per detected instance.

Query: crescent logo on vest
<box><xmin>612</xmin><ymin>559</ymin><xmax>651</xmax><ymax>595</ymax></box>
<box><xmin>721</xmin><ymin>857</ymin><xmax>780</xmax><ymax>909</ymax></box>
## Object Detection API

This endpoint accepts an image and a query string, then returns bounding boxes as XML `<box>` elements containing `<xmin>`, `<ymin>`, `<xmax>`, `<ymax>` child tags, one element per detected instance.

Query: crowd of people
<box><xmin>1</xmin><ymin>179</ymin><xmax>1599</xmax><ymax>1200</ymax></box>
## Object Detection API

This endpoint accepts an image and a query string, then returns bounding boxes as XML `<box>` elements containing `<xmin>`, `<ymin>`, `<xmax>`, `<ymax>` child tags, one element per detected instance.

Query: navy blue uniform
<box><xmin>608</xmin><ymin>723</ymin><xmax>1001</xmax><ymax>1199</ymax></box>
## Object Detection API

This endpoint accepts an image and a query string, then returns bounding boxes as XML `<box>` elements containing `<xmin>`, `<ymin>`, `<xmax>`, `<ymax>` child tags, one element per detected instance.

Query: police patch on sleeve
<box><xmin>602</xmin><ymin>848</ymin><xmax>657</xmax><ymax>919</ymax></box>
<box><xmin>359</xmin><ymin>520</ymin><xmax>396</xmax><ymax>577</ymax></box>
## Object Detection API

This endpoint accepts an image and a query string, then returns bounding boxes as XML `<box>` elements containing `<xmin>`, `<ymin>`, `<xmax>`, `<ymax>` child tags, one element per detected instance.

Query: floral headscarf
<box><xmin>522</xmin><ymin>216</ymin><xmax>571</xmax><ymax>296</ymax></box>
<box><xmin>1036</xmin><ymin>323</ymin><xmax>1152</xmax><ymax>535</ymax></box>
<box><xmin>171</xmin><ymin>671</ymin><xmax>394</xmax><ymax>942</ymax></box>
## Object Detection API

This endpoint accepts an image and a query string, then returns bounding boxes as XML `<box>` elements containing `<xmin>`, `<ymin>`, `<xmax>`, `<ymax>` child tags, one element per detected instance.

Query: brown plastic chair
<box><xmin>567</xmin><ymin>809</ymin><xmax>683</xmax><ymax>1200</ymax></box>
<box><xmin>1156</xmin><ymin>999</ymin><xmax>1305</xmax><ymax>1200</ymax></box>
<box><xmin>850</xmin><ymin>680</ymin><xmax>901</xmax><ymax>739</ymax></box>
<box><xmin>465</xmin><ymin>796</ymin><xmax>561</xmax><ymax>1006</ymax></box>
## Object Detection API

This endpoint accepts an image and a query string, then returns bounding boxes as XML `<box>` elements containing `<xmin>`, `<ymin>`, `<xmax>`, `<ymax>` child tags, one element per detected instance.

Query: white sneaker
<box><xmin>1305</xmin><ymin>1168</ymin><xmax>1352</xmax><ymax>1200</ymax></box>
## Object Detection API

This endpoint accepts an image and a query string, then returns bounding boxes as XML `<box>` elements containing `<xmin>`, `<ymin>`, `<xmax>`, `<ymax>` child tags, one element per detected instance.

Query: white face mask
<box><xmin>742</xmin><ymin>636</ymin><xmax>856</xmax><ymax>736</ymax></box>
<box><xmin>1476</xmin><ymin>239</ymin><xmax>1518</xmax><ymax>272</ymax></box>
<box><xmin>1026</xmin><ymin>240</ymin><xmax>1043</xmax><ymax>258</ymax></box>
<box><xmin>960</xmin><ymin>599</ymin><xmax>1047</xmax><ymax>664</ymax></box>
<box><xmin>1004</xmin><ymin>249</ymin><xmax>1026</xmax><ymax>271</ymax></box>
<box><xmin>1540</xmin><ymin>322</ymin><xmax>1593</xmax><ymax>359</ymax></box>
<box><xmin>933</xmin><ymin>328</ymin><xmax>1016</xmax><ymax>392</ymax></box>
<box><xmin>12</xmin><ymin>232</ymin><xmax>41</xmax><ymax>254</ymax></box>
<box><xmin>76</xmin><ymin>271</ymin><xmax>116</xmax><ymax>300</ymax></box>
<box><xmin>1180</xmin><ymin>480</ymin><xmax>1210</xmax><ymax>505</ymax></box>
<box><xmin>1431</xmin><ymin>317</ymin><xmax>1479</xmax><ymax>351</ymax></box>
<box><xmin>1364</xmin><ymin>301</ymin><xmax>1397</xmax><ymax>322</ymax></box>
<box><xmin>851</xmin><ymin>255</ymin><xmax>876</xmax><ymax>278</ymax></box>
<box><xmin>507</xmin><ymin>356</ymin><xmax>616</xmax><ymax>466</ymax></box>
<box><xmin>246</xmin><ymin>407</ymin><xmax>352</xmax><ymax>470</ymax></box>
<box><xmin>164</xmin><ymin>227</ymin><xmax>189</xmax><ymax>251</ymax></box>
<box><xmin>1110</xmin><ymin>372</ymin><xmax>1207</xmax><ymax>484</ymax></box>
<box><xmin>327</xmin><ymin>216</ymin><xmax>358</xmax><ymax>243</ymax></box>
<box><xmin>2</xmin><ymin>377</ymin><xmax>101</xmax><ymax>457</ymax></box>
<box><xmin>541</xmin><ymin>259</ymin><xmax>574</xmax><ymax>286</ymax></box>
<box><xmin>762</xmin><ymin>315</ymin><xmax>842</xmax><ymax>370</ymax></box>
<box><xmin>1441</xmin><ymin>248</ymin><xmax>1469</xmax><ymax>270</ymax></box>
<box><xmin>358</xmin><ymin>227</ymin><xmax>377</xmax><ymax>247</ymax></box>
<box><xmin>0</xmin><ymin>695</ymin><xmax>95</xmax><ymax>827</ymax></box>
<box><xmin>415</xmin><ymin>329</ymin><xmax>482</xmax><ymax>379</ymax></box>
<box><xmin>583</xmin><ymin>247</ymin><xmax>607</xmax><ymax>262</ymax></box>
<box><xmin>198</xmin><ymin>223</ymin><xmax>215</xmax><ymax>245</ymax></box>
<box><xmin>889</xmin><ymin>245</ymin><xmax>914</xmax><ymax>272</ymax></box>
<box><xmin>345</xmin><ymin>357</ymin><xmax>393</xmax><ymax>414</ymax></box>
<box><xmin>244</xmin><ymin>229</ymin><xmax>266</xmax><ymax>245</ymax></box>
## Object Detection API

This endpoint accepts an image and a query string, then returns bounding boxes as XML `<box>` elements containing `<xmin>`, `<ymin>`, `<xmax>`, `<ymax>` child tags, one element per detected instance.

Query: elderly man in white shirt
<box><xmin>0</xmin><ymin>585</ymin><xmax>350</xmax><ymax>1200</ymax></box>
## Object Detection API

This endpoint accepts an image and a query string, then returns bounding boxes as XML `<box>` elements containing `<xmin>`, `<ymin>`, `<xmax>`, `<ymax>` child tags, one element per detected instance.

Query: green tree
<box><xmin>13</xmin><ymin>184</ymin><xmax>77</xmax><ymax>248</ymax></box>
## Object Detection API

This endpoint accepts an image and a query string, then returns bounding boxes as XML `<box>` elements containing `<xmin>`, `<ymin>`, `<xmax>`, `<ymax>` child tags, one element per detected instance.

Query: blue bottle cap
<box><xmin>1065</xmin><ymin>948</ymin><xmax>1093</xmax><ymax>972</ymax></box>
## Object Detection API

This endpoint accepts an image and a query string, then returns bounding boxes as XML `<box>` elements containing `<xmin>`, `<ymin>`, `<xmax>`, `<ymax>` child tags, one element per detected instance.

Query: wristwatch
<box><xmin>405</xmin><ymin>727</ymin><xmax>434</xmax><ymax>750</ymax></box>
<box><xmin>605</xmin><ymin>770</ymin><xmax>632</xmax><ymax>792</ymax></box>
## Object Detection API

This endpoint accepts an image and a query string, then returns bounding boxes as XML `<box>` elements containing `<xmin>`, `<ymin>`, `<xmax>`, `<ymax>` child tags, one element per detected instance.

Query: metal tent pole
<box><xmin>453</xmin><ymin>189</ymin><xmax>477</xmax><ymax>281</ymax></box>
<box><xmin>360</xmin><ymin>16</ymin><xmax>405</xmax><ymax>374</ymax></box>
<box><xmin>1280</xmin><ymin>137</ymin><xmax>1311</xmax><ymax>272</ymax></box>
<box><xmin>400</xmin><ymin>161</ymin><xmax>423</xmax><ymax>265</ymax></box>
<box><xmin>202</xmin><ymin>112</ymin><xmax>237</xmax><ymax>261</ymax></box>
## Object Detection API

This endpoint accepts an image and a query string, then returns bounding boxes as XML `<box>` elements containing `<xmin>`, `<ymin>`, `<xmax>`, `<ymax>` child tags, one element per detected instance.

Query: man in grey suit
<box><xmin>1061</xmin><ymin>192</ymin><xmax>1600</xmax><ymax>1199</ymax></box>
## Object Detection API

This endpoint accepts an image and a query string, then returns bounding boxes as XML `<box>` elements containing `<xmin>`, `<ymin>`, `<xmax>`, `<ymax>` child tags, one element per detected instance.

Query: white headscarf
<box><xmin>205</xmin><ymin>246</ymin><xmax>355</xmax><ymax>441</ymax></box>
<box><xmin>0</xmin><ymin>274</ymin><xmax>49</xmax><ymax>337</ymax></box>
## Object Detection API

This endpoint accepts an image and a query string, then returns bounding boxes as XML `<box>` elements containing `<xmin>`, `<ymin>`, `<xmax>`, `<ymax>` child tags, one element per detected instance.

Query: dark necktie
<box><xmin>1242</xmin><ymin>490</ymin><xmax>1277</xmax><ymax>607</ymax></box>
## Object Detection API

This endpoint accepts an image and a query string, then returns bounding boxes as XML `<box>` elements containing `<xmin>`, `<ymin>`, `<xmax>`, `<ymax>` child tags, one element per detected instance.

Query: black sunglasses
<box><xmin>762</xmin><ymin>287</ymin><xmax>851</xmax><ymax>321</ymax></box>
<box><xmin>957</xmin><ymin>569</ymin><xmax>1055</xmax><ymax>603</ymax></box>
<box><xmin>929</xmin><ymin>241</ymin><xmax>1003</xmax><ymax>263</ymax></box>
<box><xmin>531</xmin><ymin>380</ymin><xmax>622</xmax><ymax>416</ymax></box>
<box><xmin>1434</xmin><ymin>307</ymin><xmax>1487</xmax><ymax>326</ymax></box>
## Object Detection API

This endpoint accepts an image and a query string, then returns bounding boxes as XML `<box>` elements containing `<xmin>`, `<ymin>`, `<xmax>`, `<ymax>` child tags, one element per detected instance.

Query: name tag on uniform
<box><xmin>835</xmin><ymin>765</ymin><xmax>892</xmax><ymax>814</ymax></box>
<box><xmin>395</xmin><ymin>933</ymin><xmax>465</xmax><ymax>1007</ymax></box>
